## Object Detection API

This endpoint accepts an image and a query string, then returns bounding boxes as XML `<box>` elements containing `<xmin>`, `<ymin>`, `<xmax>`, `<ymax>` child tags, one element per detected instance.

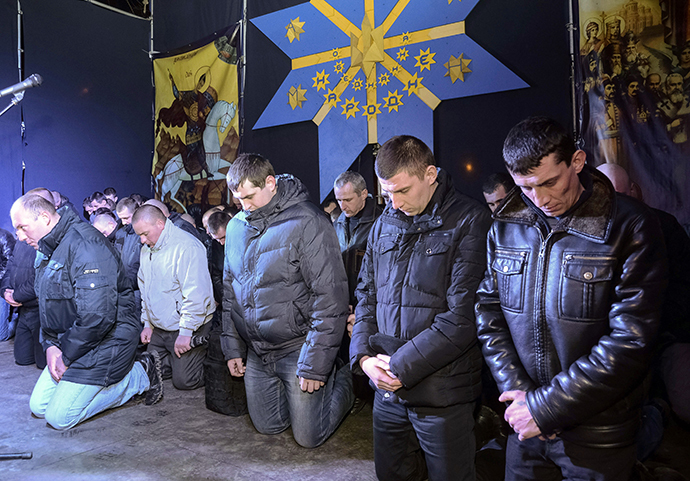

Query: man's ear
<box><xmin>425</xmin><ymin>165</ymin><xmax>438</xmax><ymax>185</ymax></box>
<box><xmin>265</xmin><ymin>175</ymin><xmax>277</xmax><ymax>191</ymax></box>
<box><xmin>572</xmin><ymin>150</ymin><xmax>587</xmax><ymax>174</ymax></box>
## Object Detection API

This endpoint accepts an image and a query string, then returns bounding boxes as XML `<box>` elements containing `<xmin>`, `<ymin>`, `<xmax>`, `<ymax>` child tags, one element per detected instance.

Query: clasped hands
<box><xmin>360</xmin><ymin>354</ymin><xmax>402</xmax><ymax>392</ymax></box>
<box><xmin>500</xmin><ymin>390</ymin><xmax>556</xmax><ymax>442</ymax></box>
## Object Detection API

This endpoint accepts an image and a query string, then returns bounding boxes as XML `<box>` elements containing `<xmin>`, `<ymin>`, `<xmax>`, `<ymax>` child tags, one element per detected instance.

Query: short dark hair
<box><xmin>91</xmin><ymin>207</ymin><xmax>117</xmax><ymax>222</ymax></box>
<box><xmin>104</xmin><ymin>187</ymin><xmax>117</xmax><ymax>197</ymax></box>
<box><xmin>226</xmin><ymin>153</ymin><xmax>275</xmax><ymax>191</ymax></box>
<box><xmin>482</xmin><ymin>172</ymin><xmax>515</xmax><ymax>194</ymax></box>
<box><xmin>375</xmin><ymin>135</ymin><xmax>435</xmax><ymax>180</ymax></box>
<box><xmin>90</xmin><ymin>191</ymin><xmax>105</xmax><ymax>203</ymax></box>
<box><xmin>129</xmin><ymin>193</ymin><xmax>147</xmax><ymax>205</ymax></box>
<box><xmin>502</xmin><ymin>117</ymin><xmax>575</xmax><ymax>175</ymax></box>
<box><xmin>116</xmin><ymin>197</ymin><xmax>139</xmax><ymax>213</ymax></box>
<box><xmin>207</xmin><ymin>211</ymin><xmax>231</xmax><ymax>235</ymax></box>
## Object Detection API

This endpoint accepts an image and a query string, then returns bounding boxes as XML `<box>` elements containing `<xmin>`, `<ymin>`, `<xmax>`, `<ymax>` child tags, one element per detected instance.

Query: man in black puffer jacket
<box><xmin>350</xmin><ymin>136</ymin><xmax>491</xmax><ymax>481</ymax></box>
<box><xmin>10</xmin><ymin>194</ymin><xmax>164</xmax><ymax>430</ymax></box>
<box><xmin>475</xmin><ymin>117</ymin><xmax>667</xmax><ymax>481</ymax></box>
<box><xmin>221</xmin><ymin>153</ymin><xmax>354</xmax><ymax>448</ymax></box>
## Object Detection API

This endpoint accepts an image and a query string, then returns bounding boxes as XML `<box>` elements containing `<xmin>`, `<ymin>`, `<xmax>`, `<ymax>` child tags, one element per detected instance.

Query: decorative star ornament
<box><xmin>252</xmin><ymin>0</ymin><xmax>528</xmax><ymax>199</ymax></box>
<box><xmin>444</xmin><ymin>53</ymin><xmax>472</xmax><ymax>83</ymax></box>
<box><xmin>285</xmin><ymin>17</ymin><xmax>305</xmax><ymax>43</ymax></box>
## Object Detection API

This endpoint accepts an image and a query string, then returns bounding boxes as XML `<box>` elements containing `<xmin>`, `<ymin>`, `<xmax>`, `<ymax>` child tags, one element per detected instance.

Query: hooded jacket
<box><xmin>350</xmin><ymin>169</ymin><xmax>491</xmax><ymax>407</ymax></box>
<box><xmin>220</xmin><ymin>174</ymin><xmax>349</xmax><ymax>383</ymax></box>
<box><xmin>34</xmin><ymin>208</ymin><xmax>140</xmax><ymax>386</ymax></box>
<box><xmin>138</xmin><ymin>219</ymin><xmax>215</xmax><ymax>336</ymax></box>
<box><xmin>475</xmin><ymin>166</ymin><xmax>667</xmax><ymax>448</ymax></box>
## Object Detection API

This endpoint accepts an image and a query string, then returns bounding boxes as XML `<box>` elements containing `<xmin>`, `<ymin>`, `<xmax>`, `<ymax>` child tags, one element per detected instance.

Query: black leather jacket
<box><xmin>475</xmin><ymin>166</ymin><xmax>667</xmax><ymax>448</ymax></box>
<box><xmin>0</xmin><ymin>228</ymin><xmax>16</xmax><ymax>281</ymax></box>
<box><xmin>333</xmin><ymin>197</ymin><xmax>382</xmax><ymax>304</ymax></box>
<box><xmin>351</xmin><ymin>169</ymin><xmax>491</xmax><ymax>407</ymax></box>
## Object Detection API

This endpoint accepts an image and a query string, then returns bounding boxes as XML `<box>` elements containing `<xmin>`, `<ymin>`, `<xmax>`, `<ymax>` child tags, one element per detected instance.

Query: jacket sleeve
<box><xmin>349</xmin><ymin>226</ymin><xmax>380</xmax><ymax>375</ymax></box>
<box><xmin>137</xmin><ymin>249</ymin><xmax>152</xmax><ymax>328</ymax></box>
<box><xmin>0</xmin><ymin>231</ymin><xmax>16</xmax><ymax>281</ymax></box>
<box><xmin>526</xmin><ymin>210</ymin><xmax>667</xmax><ymax>435</ymax></box>
<box><xmin>220</xmin><ymin>245</ymin><xmax>247</xmax><ymax>360</ymax></box>
<box><xmin>59</xmin><ymin>240</ymin><xmax>120</xmax><ymax>366</ymax></box>
<box><xmin>296</xmin><ymin>214</ymin><xmax>349</xmax><ymax>382</ymax></box>
<box><xmin>475</xmin><ymin>226</ymin><xmax>538</xmax><ymax>393</ymax></box>
<box><xmin>176</xmin><ymin>242</ymin><xmax>215</xmax><ymax>336</ymax></box>
<box><xmin>388</xmin><ymin>208</ymin><xmax>491</xmax><ymax>389</ymax></box>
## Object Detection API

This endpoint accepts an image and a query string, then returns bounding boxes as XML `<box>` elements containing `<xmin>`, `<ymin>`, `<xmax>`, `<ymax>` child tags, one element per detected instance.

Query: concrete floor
<box><xmin>0</xmin><ymin>340</ymin><xmax>376</xmax><ymax>481</ymax></box>
<box><xmin>2</xmin><ymin>337</ymin><xmax>689</xmax><ymax>481</ymax></box>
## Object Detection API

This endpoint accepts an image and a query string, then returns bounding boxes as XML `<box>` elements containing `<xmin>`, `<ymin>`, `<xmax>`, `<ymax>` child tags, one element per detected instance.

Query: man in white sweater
<box><xmin>133</xmin><ymin>204</ymin><xmax>215</xmax><ymax>390</ymax></box>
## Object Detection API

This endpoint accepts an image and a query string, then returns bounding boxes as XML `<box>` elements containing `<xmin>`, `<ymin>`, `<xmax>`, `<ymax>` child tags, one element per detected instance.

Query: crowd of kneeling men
<box><xmin>2</xmin><ymin>116</ymin><xmax>689</xmax><ymax>481</ymax></box>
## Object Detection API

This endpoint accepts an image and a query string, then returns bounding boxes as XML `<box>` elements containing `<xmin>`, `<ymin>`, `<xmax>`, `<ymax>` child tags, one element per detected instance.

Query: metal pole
<box><xmin>17</xmin><ymin>0</ymin><xmax>26</xmax><ymax>194</ymax></box>
<box><xmin>568</xmin><ymin>0</ymin><xmax>578</xmax><ymax>140</ymax></box>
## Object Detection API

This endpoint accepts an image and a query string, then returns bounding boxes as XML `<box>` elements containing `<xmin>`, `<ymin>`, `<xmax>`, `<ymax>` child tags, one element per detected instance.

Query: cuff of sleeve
<box><xmin>179</xmin><ymin>328</ymin><xmax>194</xmax><ymax>337</ymax></box>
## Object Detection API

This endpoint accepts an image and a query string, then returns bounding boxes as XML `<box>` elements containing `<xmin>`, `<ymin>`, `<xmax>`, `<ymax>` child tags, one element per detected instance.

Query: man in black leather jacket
<box><xmin>475</xmin><ymin>117</ymin><xmax>667</xmax><ymax>480</ymax></box>
<box><xmin>350</xmin><ymin>136</ymin><xmax>491</xmax><ymax>481</ymax></box>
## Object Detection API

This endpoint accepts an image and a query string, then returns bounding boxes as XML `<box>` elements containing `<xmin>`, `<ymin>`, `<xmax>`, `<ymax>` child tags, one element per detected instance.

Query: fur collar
<box><xmin>493</xmin><ymin>165</ymin><xmax>615</xmax><ymax>243</ymax></box>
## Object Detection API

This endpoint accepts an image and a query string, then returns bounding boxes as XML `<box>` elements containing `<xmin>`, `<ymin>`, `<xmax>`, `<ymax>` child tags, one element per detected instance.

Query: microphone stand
<box><xmin>0</xmin><ymin>91</ymin><xmax>24</xmax><ymax>118</ymax></box>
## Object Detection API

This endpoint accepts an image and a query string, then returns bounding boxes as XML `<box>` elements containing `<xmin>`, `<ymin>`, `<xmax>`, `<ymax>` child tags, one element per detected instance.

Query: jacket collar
<box><xmin>335</xmin><ymin>195</ymin><xmax>378</xmax><ymax>228</ymax></box>
<box><xmin>243</xmin><ymin>174</ymin><xmax>310</xmax><ymax>228</ymax></box>
<box><xmin>38</xmin><ymin>207</ymin><xmax>81</xmax><ymax>259</ymax></box>
<box><xmin>382</xmin><ymin>167</ymin><xmax>453</xmax><ymax>233</ymax></box>
<box><xmin>150</xmin><ymin>218</ymin><xmax>175</xmax><ymax>252</ymax></box>
<box><xmin>494</xmin><ymin>165</ymin><xmax>615</xmax><ymax>243</ymax></box>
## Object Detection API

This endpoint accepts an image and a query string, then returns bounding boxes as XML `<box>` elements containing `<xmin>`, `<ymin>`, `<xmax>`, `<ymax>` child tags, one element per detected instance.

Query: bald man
<box><xmin>144</xmin><ymin>199</ymin><xmax>203</xmax><ymax>241</ymax></box>
<box><xmin>133</xmin><ymin>205</ymin><xmax>215</xmax><ymax>391</ymax></box>
<box><xmin>10</xmin><ymin>194</ymin><xmax>163</xmax><ymax>429</ymax></box>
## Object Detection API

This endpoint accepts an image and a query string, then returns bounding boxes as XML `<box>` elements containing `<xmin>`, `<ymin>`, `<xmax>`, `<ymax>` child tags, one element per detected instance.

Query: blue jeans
<box><xmin>29</xmin><ymin>363</ymin><xmax>150</xmax><ymax>430</ymax></box>
<box><xmin>505</xmin><ymin>434</ymin><xmax>636</xmax><ymax>481</ymax></box>
<box><xmin>372</xmin><ymin>391</ymin><xmax>476</xmax><ymax>481</ymax></box>
<box><xmin>244</xmin><ymin>349</ymin><xmax>354</xmax><ymax>448</ymax></box>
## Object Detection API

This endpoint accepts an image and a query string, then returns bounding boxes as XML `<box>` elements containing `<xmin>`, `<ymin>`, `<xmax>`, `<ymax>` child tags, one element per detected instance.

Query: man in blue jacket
<box><xmin>10</xmin><ymin>193</ymin><xmax>164</xmax><ymax>430</ymax></box>
<box><xmin>350</xmin><ymin>135</ymin><xmax>492</xmax><ymax>481</ymax></box>
<box><xmin>221</xmin><ymin>153</ymin><xmax>354</xmax><ymax>448</ymax></box>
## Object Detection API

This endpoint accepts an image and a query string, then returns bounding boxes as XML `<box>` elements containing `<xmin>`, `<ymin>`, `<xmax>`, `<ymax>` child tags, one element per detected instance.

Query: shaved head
<box><xmin>597</xmin><ymin>163</ymin><xmax>632</xmax><ymax>195</ymax></box>
<box><xmin>132</xmin><ymin>204</ymin><xmax>167</xmax><ymax>226</ymax></box>
<box><xmin>26</xmin><ymin>187</ymin><xmax>57</xmax><ymax>207</ymax></box>
<box><xmin>143</xmin><ymin>199</ymin><xmax>170</xmax><ymax>217</ymax></box>
<box><xmin>132</xmin><ymin>205</ymin><xmax>167</xmax><ymax>248</ymax></box>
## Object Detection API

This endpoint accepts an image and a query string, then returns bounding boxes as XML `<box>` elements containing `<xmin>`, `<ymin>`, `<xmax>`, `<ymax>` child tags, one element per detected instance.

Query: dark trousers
<box><xmin>505</xmin><ymin>434</ymin><xmax>636</xmax><ymax>481</ymax></box>
<box><xmin>14</xmin><ymin>308</ymin><xmax>46</xmax><ymax>369</ymax></box>
<box><xmin>147</xmin><ymin>322</ymin><xmax>211</xmax><ymax>390</ymax></box>
<box><xmin>372</xmin><ymin>391</ymin><xmax>476</xmax><ymax>481</ymax></box>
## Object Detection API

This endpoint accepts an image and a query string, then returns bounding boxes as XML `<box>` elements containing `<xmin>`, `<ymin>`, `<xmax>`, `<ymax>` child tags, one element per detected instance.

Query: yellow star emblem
<box><xmin>287</xmin><ymin>84</ymin><xmax>307</xmax><ymax>110</ymax></box>
<box><xmin>312</xmin><ymin>70</ymin><xmax>330</xmax><ymax>91</ymax></box>
<box><xmin>285</xmin><ymin>17</ymin><xmax>305</xmax><ymax>43</ymax></box>
<box><xmin>401</xmin><ymin>32</ymin><xmax>411</xmax><ymax>45</ymax></box>
<box><xmin>334</xmin><ymin>61</ymin><xmax>345</xmax><ymax>74</ymax></box>
<box><xmin>378</xmin><ymin>72</ymin><xmax>390</xmax><ymax>85</ymax></box>
<box><xmin>383</xmin><ymin>90</ymin><xmax>404</xmax><ymax>113</ymax></box>
<box><xmin>323</xmin><ymin>88</ymin><xmax>341</xmax><ymax>108</ymax></box>
<box><xmin>351</xmin><ymin>78</ymin><xmax>364</xmax><ymax>91</ymax></box>
<box><xmin>415</xmin><ymin>48</ymin><xmax>437</xmax><ymax>72</ymax></box>
<box><xmin>397</xmin><ymin>48</ymin><xmax>409</xmax><ymax>62</ymax></box>
<box><xmin>403</xmin><ymin>72</ymin><xmax>423</xmax><ymax>96</ymax></box>
<box><xmin>341</xmin><ymin>97</ymin><xmax>361</xmax><ymax>119</ymax></box>
<box><xmin>444</xmin><ymin>53</ymin><xmax>472</xmax><ymax>83</ymax></box>
<box><xmin>362</xmin><ymin>101</ymin><xmax>382</xmax><ymax>120</ymax></box>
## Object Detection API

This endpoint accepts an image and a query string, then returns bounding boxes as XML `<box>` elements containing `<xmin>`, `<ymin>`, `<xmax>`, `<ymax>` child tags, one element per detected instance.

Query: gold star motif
<box><xmin>351</xmin><ymin>78</ymin><xmax>364</xmax><ymax>91</ymax></box>
<box><xmin>323</xmin><ymin>88</ymin><xmax>341</xmax><ymax>108</ymax></box>
<box><xmin>287</xmin><ymin>84</ymin><xmax>307</xmax><ymax>109</ymax></box>
<box><xmin>362</xmin><ymin>101</ymin><xmax>382</xmax><ymax>120</ymax></box>
<box><xmin>415</xmin><ymin>48</ymin><xmax>437</xmax><ymax>72</ymax></box>
<box><xmin>367</xmin><ymin>81</ymin><xmax>377</xmax><ymax>90</ymax></box>
<box><xmin>401</xmin><ymin>32</ymin><xmax>411</xmax><ymax>45</ymax></box>
<box><xmin>350</xmin><ymin>15</ymin><xmax>385</xmax><ymax>78</ymax></box>
<box><xmin>334</xmin><ymin>61</ymin><xmax>345</xmax><ymax>74</ymax></box>
<box><xmin>312</xmin><ymin>70</ymin><xmax>330</xmax><ymax>91</ymax></box>
<box><xmin>341</xmin><ymin>97</ymin><xmax>361</xmax><ymax>119</ymax></box>
<box><xmin>397</xmin><ymin>48</ymin><xmax>409</xmax><ymax>62</ymax></box>
<box><xmin>378</xmin><ymin>72</ymin><xmax>390</xmax><ymax>85</ymax></box>
<box><xmin>390</xmin><ymin>65</ymin><xmax>400</xmax><ymax>75</ymax></box>
<box><xmin>403</xmin><ymin>72</ymin><xmax>423</xmax><ymax>96</ymax></box>
<box><xmin>383</xmin><ymin>90</ymin><xmax>404</xmax><ymax>113</ymax></box>
<box><xmin>444</xmin><ymin>53</ymin><xmax>472</xmax><ymax>83</ymax></box>
<box><xmin>342</xmin><ymin>74</ymin><xmax>350</xmax><ymax>83</ymax></box>
<box><xmin>331</xmin><ymin>48</ymin><xmax>341</xmax><ymax>59</ymax></box>
<box><xmin>285</xmin><ymin>17</ymin><xmax>305</xmax><ymax>43</ymax></box>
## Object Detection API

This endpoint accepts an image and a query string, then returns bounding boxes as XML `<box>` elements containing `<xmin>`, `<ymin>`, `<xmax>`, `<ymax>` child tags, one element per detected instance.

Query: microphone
<box><xmin>0</xmin><ymin>74</ymin><xmax>43</xmax><ymax>98</ymax></box>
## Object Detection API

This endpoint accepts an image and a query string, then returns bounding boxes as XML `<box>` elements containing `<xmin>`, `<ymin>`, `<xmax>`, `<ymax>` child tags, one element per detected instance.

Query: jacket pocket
<box><xmin>559</xmin><ymin>253</ymin><xmax>615</xmax><ymax>321</ymax></box>
<box><xmin>491</xmin><ymin>249</ymin><xmax>528</xmax><ymax>313</ymax></box>
<box><xmin>374</xmin><ymin>235</ymin><xmax>398</xmax><ymax>287</ymax></box>
<box><xmin>408</xmin><ymin>233</ymin><xmax>452</xmax><ymax>296</ymax></box>
<box><xmin>75</xmin><ymin>275</ymin><xmax>111</xmax><ymax>313</ymax></box>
